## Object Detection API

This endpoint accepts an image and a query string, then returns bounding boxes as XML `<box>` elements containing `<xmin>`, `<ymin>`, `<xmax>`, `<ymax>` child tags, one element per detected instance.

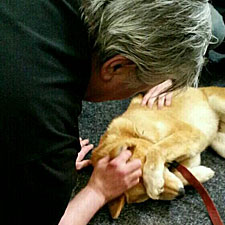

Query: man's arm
<box><xmin>59</xmin><ymin>149</ymin><xmax>142</xmax><ymax>225</ymax></box>
<box><xmin>58</xmin><ymin>184</ymin><xmax>105</xmax><ymax>225</ymax></box>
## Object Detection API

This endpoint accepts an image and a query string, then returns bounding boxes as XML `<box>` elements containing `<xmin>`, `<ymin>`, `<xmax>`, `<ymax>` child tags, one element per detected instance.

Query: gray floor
<box><xmin>76</xmin><ymin>98</ymin><xmax>225</xmax><ymax>225</ymax></box>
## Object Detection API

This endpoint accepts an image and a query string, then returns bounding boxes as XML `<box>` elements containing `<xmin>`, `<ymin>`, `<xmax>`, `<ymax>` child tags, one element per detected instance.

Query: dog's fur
<box><xmin>91</xmin><ymin>87</ymin><xmax>225</xmax><ymax>219</ymax></box>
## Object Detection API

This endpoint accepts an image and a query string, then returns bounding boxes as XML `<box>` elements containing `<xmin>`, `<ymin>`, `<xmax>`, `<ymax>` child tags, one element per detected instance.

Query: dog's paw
<box><xmin>147</xmin><ymin>177</ymin><xmax>164</xmax><ymax>199</ymax></box>
<box><xmin>143</xmin><ymin>165</ymin><xmax>165</xmax><ymax>199</ymax></box>
<box><xmin>190</xmin><ymin>166</ymin><xmax>215</xmax><ymax>183</ymax></box>
<box><xmin>174</xmin><ymin>166</ymin><xmax>215</xmax><ymax>185</ymax></box>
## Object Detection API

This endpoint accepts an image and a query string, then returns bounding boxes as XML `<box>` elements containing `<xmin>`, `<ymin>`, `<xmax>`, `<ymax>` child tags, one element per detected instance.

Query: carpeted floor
<box><xmin>75</xmin><ymin>95</ymin><xmax>225</xmax><ymax>225</ymax></box>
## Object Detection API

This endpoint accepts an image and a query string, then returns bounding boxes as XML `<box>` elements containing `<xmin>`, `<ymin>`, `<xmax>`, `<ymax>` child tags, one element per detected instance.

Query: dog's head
<box><xmin>91</xmin><ymin>117</ymin><xmax>153</xmax><ymax>218</ymax></box>
<box><xmin>91</xmin><ymin>117</ymin><xmax>152</xmax><ymax>165</ymax></box>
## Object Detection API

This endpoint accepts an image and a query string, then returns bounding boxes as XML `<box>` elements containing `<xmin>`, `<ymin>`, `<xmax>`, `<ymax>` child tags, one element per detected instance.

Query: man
<box><xmin>2</xmin><ymin>0</ymin><xmax>215</xmax><ymax>225</ymax></box>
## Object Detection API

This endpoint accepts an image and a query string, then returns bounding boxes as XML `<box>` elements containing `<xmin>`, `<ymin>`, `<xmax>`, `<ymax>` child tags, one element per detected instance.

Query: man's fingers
<box><xmin>157</xmin><ymin>93</ymin><xmax>166</xmax><ymax>109</ymax></box>
<box><xmin>153</xmin><ymin>80</ymin><xmax>172</xmax><ymax>98</ymax></box>
<box><xmin>142</xmin><ymin>79</ymin><xmax>173</xmax><ymax>107</ymax></box>
<box><xmin>147</xmin><ymin>96</ymin><xmax>157</xmax><ymax>109</ymax></box>
<box><xmin>159</xmin><ymin>79</ymin><xmax>172</xmax><ymax>92</ymax></box>
<box><xmin>126</xmin><ymin>169</ymin><xmax>142</xmax><ymax>188</ymax></box>
<box><xmin>76</xmin><ymin>160</ymin><xmax>92</xmax><ymax>170</ymax></box>
<box><xmin>80</xmin><ymin>139</ymin><xmax>90</xmax><ymax>147</ymax></box>
<box><xmin>76</xmin><ymin>144</ymin><xmax>94</xmax><ymax>162</ymax></box>
<box><xmin>82</xmin><ymin>144</ymin><xmax>94</xmax><ymax>155</ymax></box>
<box><xmin>165</xmin><ymin>92</ymin><xmax>173</xmax><ymax>106</ymax></box>
<box><xmin>129</xmin><ymin>178</ymin><xmax>140</xmax><ymax>188</ymax></box>
<box><xmin>162</xmin><ymin>79</ymin><xmax>172</xmax><ymax>88</ymax></box>
<box><xmin>126</xmin><ymin>159</ymin><xmax>142</xmax><ymax>173</ymax></box>
<box><xmin>141</xmin><ymin>86</ymin><xmax>157</xmax><ymax>106</ymax></box>
<box><xmin>110</xmin><ymin>149</ymin><xmax>131</xmax><ymax>165</ymax></box>
<box><xmin>130</xmin><ymin>169</ymin><xmax>142</xmax><ymax>181</ymax></box>
<box><xmin>117</xmin><ymin>149</ymin><xmax>132</xmax><ymax>162</ymax></box>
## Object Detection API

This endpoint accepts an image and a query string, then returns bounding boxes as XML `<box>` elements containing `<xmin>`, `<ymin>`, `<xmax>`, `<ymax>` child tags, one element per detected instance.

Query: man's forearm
<box><xmin>59</xmin><ymin>185</ymin><xmax>105</xmax><ymax>225</ymax></box>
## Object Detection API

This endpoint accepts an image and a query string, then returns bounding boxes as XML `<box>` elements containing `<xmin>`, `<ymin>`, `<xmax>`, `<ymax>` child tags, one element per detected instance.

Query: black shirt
<box><xmin>2</xmin><ymin>1</ymin><xmax>92</xmax><ymax>224</ymax></box>
<box><xmin>1</xmin><ymin>0</ymin><xmax>91</xmax><ymax>165</ymax></box>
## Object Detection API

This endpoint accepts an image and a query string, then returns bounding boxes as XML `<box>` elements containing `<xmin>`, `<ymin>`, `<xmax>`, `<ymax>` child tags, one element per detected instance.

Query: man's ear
<box><xmin>100</xmin><ymin>55</ymin><xmax>136</xmax><ymax>81</ymax></box>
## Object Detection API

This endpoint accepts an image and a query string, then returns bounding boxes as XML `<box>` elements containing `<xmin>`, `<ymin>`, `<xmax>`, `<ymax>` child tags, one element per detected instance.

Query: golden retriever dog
<box><xmin>91</xmin><ymin>87</ymin><xmax>225</xmax><ymax>219</ymax></box>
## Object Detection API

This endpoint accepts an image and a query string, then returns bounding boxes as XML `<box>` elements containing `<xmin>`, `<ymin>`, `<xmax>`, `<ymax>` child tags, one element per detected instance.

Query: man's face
<box><xmin>84</xmin><ymin>55</ymin><xmax>151</xmax><ymax>102</ymax></box>
<box><xmin>84</xmin><ymin>81</ymin><xmax>150</xmax><ymax>102</ymax></box>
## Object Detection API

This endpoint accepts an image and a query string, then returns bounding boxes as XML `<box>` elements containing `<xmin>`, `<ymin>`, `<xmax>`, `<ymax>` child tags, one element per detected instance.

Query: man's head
<box><xmin>81</xmin><ymin>0</ymin><xmax>212</xmax><ymax>101</ymax></box>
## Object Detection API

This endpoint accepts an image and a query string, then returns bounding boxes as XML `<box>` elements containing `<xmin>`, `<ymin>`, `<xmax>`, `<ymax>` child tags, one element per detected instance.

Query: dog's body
<box><xmin>91</xmin><ymin>87</ymin><xmax>225</xmax><ymax>218</ymax></box>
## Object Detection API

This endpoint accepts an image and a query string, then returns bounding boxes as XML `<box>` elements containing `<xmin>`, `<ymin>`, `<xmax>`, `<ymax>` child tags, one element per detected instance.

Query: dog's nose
<box><xmin>177</xmin><ymin>188</ymin><xmax>185</xmax><ymax>198</ymax></box>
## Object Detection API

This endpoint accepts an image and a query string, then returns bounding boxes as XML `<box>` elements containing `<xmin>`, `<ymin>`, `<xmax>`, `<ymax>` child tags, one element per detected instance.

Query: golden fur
<box><xmin>91</xmin><ymin>87</ymin><xmax>225</xmax><ymax>218</ymax></box>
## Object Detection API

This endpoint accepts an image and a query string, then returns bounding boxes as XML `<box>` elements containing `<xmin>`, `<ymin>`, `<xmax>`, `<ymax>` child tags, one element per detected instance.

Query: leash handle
<box><xmin>170</xmin><ymin>161</ymin><xmax>224</xmax><ymax>225</ymax></box>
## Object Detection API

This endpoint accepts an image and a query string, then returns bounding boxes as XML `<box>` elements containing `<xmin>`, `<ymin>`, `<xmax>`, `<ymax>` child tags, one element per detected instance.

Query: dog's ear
<box><xmin>108</xmin><ymin>195</ymin><xmax>126</xmax><ymax>219</ymax></box>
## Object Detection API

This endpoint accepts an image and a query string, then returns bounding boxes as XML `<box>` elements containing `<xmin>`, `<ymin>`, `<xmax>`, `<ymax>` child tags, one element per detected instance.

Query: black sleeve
<box><xmin>0</xmin><ymin>0</ymin><xmax>91</xmax><ymax>165</ymax></box>
<box><xmin>2</xmin><ymin>1</ymin><xmax>92</xmax><ymax>224</ymax></box>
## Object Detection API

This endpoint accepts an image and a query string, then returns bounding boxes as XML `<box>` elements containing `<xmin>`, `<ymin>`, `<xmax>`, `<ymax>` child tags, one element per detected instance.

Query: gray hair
<box><xmin>81</xmin><ymin>0</ymin><xmax>212</xmax><ymax>90</ymax></box>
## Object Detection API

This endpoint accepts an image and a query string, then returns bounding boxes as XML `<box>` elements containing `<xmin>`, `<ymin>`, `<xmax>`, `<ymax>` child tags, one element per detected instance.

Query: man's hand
<box><xmin>141</xmin><ymin>79</ymin><xmax>173</xmax><ymax>109</ymax></box>
<box><xmin>87</xmin><ymin>148</ymin><xmax>142</xmax><ymax>204</ymax></box>
<box><xmin>76</xmin><ymin>138</ymin><xmax>94</xmax><ymax>170</ymax></box>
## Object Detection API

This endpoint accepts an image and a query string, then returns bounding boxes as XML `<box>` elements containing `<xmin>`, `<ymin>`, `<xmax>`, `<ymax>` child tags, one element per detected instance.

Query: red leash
<box><xmin>169</xmin><ymin>161</ymin><xmax>224</xmax><ymax>225</ymax></box>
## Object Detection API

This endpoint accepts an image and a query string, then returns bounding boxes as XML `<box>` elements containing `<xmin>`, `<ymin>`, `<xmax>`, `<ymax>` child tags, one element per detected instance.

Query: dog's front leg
<box><xmin>143</xmin><ymin>128</ymin><xmax>207</xmax><ymax>199</ymax></box>
<box><xmin>143</xmin><ymin>149</ymin><xmax>165</xmax><ymax>199</ymax></box>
